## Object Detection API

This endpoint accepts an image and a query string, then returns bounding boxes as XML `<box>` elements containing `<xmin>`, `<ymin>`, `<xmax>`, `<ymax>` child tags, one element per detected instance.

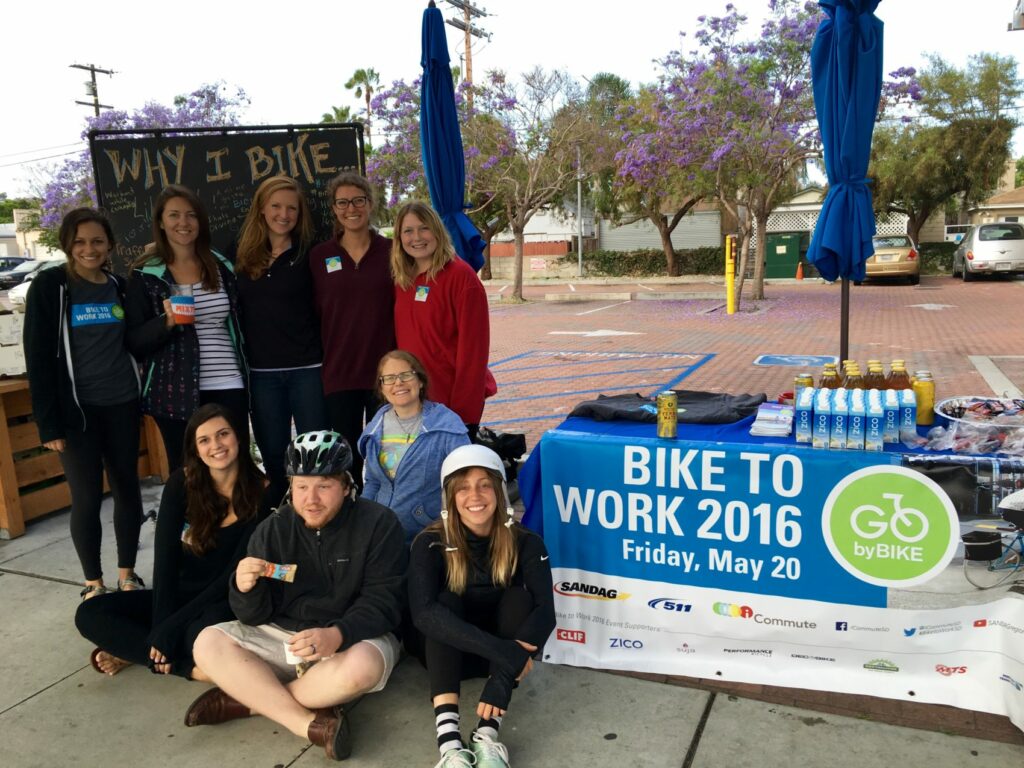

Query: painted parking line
<box><xmin>492</xmin><ymin>351</ymin><xmax>706</xmax><ymax>374</ymax></box>
<box><xmin>575</xmin><ymin>301</ymin><xmax>631</xmax><ymax>316</ymax></box>
<box><xmin>637</xmin><ymin>284</ymin><xmax>655</xmax><ymax>291</ymax></box>
<box><xmin>969</xmin><ymin>355</ymin><xmax>1024</xmax><ymax>398</ymax></box>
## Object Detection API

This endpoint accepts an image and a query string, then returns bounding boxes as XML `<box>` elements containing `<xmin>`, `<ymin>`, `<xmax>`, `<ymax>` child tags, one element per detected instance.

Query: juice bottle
<box><xmin>845</xmin><ymin>367</ymin><xmax>864</xmax><ymax>391</ymax></box>
<box><xmin>818</xmin><ymin>364</ymin><xmax>841</xmax><ymax>389</ymax></box>
<box><xmin>863</xmin><ymin>364</ymin><xmax>885</xmax><ymax>390</ymax></box>
<box><xmin>913</xmin><ymin>371</ymin><xmax>935</xmax><ymax>426</ymax></box>
<box><xmin>886</xmin><ymin>362</ymin><xmax>912</xmax><ymax>390</ymax></box>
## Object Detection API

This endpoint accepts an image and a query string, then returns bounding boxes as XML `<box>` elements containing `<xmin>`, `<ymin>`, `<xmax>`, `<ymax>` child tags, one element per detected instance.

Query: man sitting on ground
<box><xmin>186</xmin><ymin>431</ymin><xmax>407</xmax><ymax>760</ymax></box>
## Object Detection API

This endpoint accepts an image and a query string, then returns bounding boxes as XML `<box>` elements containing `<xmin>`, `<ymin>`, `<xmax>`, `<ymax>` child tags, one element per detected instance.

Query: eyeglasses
<box><xmin>333</xmin><ymin>196</ymin><xmax>369</xmax><ymax>210</ymax></box>
<box><xmin>379</xmin><ymin>370</ymin><xmax>418</xmax><ymax>386</ymax></box>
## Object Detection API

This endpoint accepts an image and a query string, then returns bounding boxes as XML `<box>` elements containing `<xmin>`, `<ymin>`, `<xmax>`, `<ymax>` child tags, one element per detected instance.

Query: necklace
<box><xmin>393</xmin><ymin>410</ymin><xmax>423</xmax><ymax>442</ymax></box>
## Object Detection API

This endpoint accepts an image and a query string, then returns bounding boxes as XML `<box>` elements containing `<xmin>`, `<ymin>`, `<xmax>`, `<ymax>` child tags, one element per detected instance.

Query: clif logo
<box><xmin>556</xmin><ymin>628</ymin><xmax>586</xmax><ymax>644</ymax></box>
<box><xmin>974</xmin><ymin>619</ymin><xmax>988</xmax><ymax>628</ymax></box>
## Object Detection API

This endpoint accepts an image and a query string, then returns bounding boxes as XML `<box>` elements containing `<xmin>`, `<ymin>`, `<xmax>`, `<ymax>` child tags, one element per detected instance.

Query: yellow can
<box><xmin>657</xmin><ymin>391</ymin><xmax>678</xmax><ymax>439</ymax></box>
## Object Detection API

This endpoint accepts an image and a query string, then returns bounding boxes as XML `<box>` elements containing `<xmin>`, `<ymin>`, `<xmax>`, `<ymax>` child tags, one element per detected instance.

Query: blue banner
<box><xmin>540</xmin><ymin>431</ymin><xmax>897</xmax><ymax>607</ymax></box>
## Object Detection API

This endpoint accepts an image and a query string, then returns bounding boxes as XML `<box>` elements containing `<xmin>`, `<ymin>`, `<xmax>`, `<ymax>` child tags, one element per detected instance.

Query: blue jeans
<box><xmin>250</xmin><ymin>367</ymin><xmax>329</xmax><ymax>505</ymax></box>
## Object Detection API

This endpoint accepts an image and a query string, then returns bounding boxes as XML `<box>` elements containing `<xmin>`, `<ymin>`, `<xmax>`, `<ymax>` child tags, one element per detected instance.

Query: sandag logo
<box><xmin>648</xmin><ymin>598</ymin><xmax>692</xmax><ymax>613</ymax></box>
<box><xmin>556</xmin><ymin>628</ymin><xmax>586</xmax><ymax>644</ymax></box>
<box><xmin>713</xmin><ymin>602</ymin><xmax>753</xmax><ymax>618</ymax></box>
<box><xmin>554</xmin><ymin>582</ymin><xmax>630</xmax><ymax>601</ymax></box>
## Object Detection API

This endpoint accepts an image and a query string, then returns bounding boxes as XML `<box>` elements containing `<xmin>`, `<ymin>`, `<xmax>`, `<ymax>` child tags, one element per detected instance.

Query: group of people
<box><xmin>22</xmin><ymin>174</ymin><xmax>553</xmax><ymax>766</ymax></box>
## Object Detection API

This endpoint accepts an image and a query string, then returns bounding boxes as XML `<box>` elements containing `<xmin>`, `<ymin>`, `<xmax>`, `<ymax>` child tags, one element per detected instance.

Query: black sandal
<box><xmin>118</xmin><ymin>574</ymin><xmax>146</xmax><ymax>591</ymax></box>
<box><xmin>80</xmin><ymin>584</ymin><xmax>112</xmax><ymax>600</ymax></box>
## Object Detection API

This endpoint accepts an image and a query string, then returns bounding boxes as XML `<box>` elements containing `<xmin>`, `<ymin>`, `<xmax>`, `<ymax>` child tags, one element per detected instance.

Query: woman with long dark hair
<box><xmin>75</xmin><ymin>403</ymin><xmax>269</xmax><ymax>678</ymax></box>
<box><xmin>235</xmin><ymin>176</ymin><xmax>327</xmax><ymax>504</ymax></box>
<box><xmin>125</xmin><ymin>184</ymin><xmax>248</xmax><ymax>472</ymax></box>
<box><xmin>23</xmin><ymin>207</ymin><xmax>145</xmax><ymax>599</ymax></box>
<box><xmin>408</xmin><ymin>445</ymin><xmax>555</xmax><ymax>768</ymax></box>
<box><xmin>309</xmin><ymin>171</ymin><xmax>394</xmax><ymax>488</ymax></box>
<box><xmin>391</xmin><ymin>202</ymin><xmax>495</xmax><ymax>437</ymax></box>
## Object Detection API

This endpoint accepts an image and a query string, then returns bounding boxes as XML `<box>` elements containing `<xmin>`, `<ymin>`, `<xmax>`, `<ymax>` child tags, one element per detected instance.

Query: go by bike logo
<box><xmin>821</xmin><ymin>466</ymin><xmax>958</xmax><ymax>588</ymax></box>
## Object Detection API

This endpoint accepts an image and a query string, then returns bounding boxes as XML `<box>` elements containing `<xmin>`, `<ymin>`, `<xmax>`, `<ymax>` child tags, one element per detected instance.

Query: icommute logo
<box><xmin>713</xmin><ymin>602</ymin><xmax>754</xmax><ymax>618</ymax></box>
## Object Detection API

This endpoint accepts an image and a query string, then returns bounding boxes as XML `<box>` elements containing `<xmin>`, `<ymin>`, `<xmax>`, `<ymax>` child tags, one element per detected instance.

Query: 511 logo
<box><xmin>648</xmin><ymin>598</ymin><xmax>692</xmax><ymax>613</ymax></box>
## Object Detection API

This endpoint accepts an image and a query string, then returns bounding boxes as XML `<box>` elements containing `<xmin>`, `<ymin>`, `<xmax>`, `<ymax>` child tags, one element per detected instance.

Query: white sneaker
<box><xmin>471</xmin><ymin>732</ymin><xmax>510</xmax><ymax>768</ymax></box>
<box><xmin>434</xmin><ymin>747</ymin><xmax>476</xmax><ymax>768</ymax></box>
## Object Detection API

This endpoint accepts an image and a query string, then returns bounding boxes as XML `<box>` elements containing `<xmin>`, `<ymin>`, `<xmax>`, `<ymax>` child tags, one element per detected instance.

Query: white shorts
<box><xmin>210</xmin><ymin>621</ymin><xmax>399</xmax><ymax>693</ymax></box>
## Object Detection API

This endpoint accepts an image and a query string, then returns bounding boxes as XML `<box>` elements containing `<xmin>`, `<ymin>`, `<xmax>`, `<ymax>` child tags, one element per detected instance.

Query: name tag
<box><xmin>415</xmin><ymin>285</ymin><xmax>430</xmax><ymax>302</ymax></box>
<box><xmin>325</xmin><ymin>256</ymin><xmax>343</xmax><ymax>273</ymax></box>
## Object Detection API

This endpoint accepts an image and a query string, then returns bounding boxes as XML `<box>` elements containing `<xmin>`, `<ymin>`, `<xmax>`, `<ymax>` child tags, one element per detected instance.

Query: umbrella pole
<box><xmin>840</xmin><ymin>277</ymin><xmax>849</xmax><ymax>363</ymax></box>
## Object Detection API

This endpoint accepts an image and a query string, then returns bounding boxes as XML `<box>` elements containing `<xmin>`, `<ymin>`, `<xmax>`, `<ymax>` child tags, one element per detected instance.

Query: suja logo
<box><xmin>935</xmin><ymin>664</ymin><xmax>967</xmax><ymax>676</ymax></box>
<box><xmin>609</xmin><ymin>638</ymin><xmax>643</xmax><ymax>649</ymax></box>
<box><xmin>554</xmin><ymin>582</ymin><xmax>629</xmax><ymax>601</ymax></box>
<box><xmin>556</xmin><ymin>628</ymin><xmax>586</xmax><ymax>644</ymax></box>
<box><xmin>713</xmin><ymin>602</ymin><xmax>753</xmax><ymax>618</ymax></box>
<box><xmin>648</xmin><ymin>598</ymin><xmax>692</xmax><ymax>613</ymax></box>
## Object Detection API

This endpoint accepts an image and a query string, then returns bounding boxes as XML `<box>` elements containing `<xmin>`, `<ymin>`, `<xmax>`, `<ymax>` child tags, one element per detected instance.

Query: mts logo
<box><xmin>556</xmin><ymin>628</ymin><xmax>586</xmax><ymax>644</ymax></box>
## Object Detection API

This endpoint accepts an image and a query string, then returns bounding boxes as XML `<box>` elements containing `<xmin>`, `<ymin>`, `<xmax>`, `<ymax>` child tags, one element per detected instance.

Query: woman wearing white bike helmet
<box><xmin>407</xmin><ymin>444</ymin><xmax>555</xmax><ymax>768</ymax></box>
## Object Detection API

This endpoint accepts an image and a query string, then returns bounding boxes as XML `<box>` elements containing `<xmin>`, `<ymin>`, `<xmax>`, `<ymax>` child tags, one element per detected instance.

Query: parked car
<box><xmin>7</xmin><ymin>261</ymin><xmax>62</xmax><ymax>311</ymax></box>
<box><xmin>0</xmin><ymin>256</ymin><xmax>31</xmax><ymax>272</ymax></box>
<box><xmin>952</xmin><ymin>223</ymin><xmax>1024</xmax><ymax>281</ymax></box>
<box><xmin>857</xmin><ymin>235</ymin><xmax>920</xmax><ymax>285</ymax></box>
<box><xmin>0</xmin><ymin>259</ymin><xmax>49</xmax><ymax>290</ymax></box>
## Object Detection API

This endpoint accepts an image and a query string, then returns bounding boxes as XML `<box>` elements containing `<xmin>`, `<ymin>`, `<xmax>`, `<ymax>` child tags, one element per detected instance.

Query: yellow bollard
<box><xmin>725</xmin><ymin>234</ymin><xmax>736</xmax><ymax>315</ymax></box>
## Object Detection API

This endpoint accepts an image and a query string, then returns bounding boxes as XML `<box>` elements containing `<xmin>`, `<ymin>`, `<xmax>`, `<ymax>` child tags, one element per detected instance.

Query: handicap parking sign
<box><xmin>754</xmin><ymin>354</ymin><xmax>838</xmax><ymax>367</ymax></box>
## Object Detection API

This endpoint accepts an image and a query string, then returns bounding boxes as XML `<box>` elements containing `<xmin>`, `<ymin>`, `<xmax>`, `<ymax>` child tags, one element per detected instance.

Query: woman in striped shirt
<box><xmin>125</xmin><ymin>185</ymin><xmax>248</xmax><ymax>472</ymax></box>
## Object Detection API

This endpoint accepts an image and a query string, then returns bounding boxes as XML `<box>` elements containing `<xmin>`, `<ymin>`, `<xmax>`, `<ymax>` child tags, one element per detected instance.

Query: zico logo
<box><xmin>556</xmin><ymin>628</ymin><xmax>586</xmax><ymax>644</ymax></box>
<box><xmin>821</xmin><ymin>466</ymin><xmax>958</xmax><ymax>588</ymax></box>
<box><xmin>609</xmin><ymin>638</ymin><xmax>643</xmax><ymax>649</ymax></box>
<box><xmin>713</xmin><ymin>602</ymin><xmax>753</xmax><ymax>618</ymax></box>
<box><xmin>648</xmin><ymin>598</ymin><xmax>692</xmax><ymax>613</ymax></box>
<box><xmin>935</xmin><ymin>665</ymin><xmax>967</xmax><ymax>676</ymax></box>
<box><xmin>554</xmin><ymin>582</ymin><xmax>629</xmax><ymax>601</ymax></box>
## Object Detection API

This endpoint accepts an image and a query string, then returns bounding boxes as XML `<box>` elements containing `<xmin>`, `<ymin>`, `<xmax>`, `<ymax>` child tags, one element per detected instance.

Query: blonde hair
<box><xmin>432</xmin><ymin>466</ymin><xmax>518</xmax><ymax>595</ymax></box>
<box><xmin>235</xmin><ymin>177</ymin><xmax>313</xmax><ymax>280</ymax></box>
<box><xmin>390</xmin><ymin>201</ymin><xmax>456</xmax><ymax>290</ymax></box>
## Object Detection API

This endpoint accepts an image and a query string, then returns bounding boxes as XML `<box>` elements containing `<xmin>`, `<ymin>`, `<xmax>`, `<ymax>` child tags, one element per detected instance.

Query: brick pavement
<box><xmin>484</xmin><ymin>273</ymin><xmax>1024</xmax><ymax>744</ymax></box>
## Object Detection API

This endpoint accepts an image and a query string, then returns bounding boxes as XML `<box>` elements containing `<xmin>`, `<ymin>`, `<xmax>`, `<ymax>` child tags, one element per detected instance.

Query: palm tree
<box><xmin>321</xmin><ymin>104</ymin><xmax>353</xmax><ymax>124</ymax></box>
<box><xmin>344</xmin><ymin>68</ymin><xmax>381</xmax><ymax>140</ymax></box>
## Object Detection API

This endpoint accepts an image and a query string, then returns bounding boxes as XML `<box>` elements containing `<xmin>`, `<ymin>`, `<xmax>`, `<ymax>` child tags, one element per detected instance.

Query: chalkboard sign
<box><xmin>89</xmin><ymin>123</ymin><xmax>363</xmax><ymax>272</ymax></box>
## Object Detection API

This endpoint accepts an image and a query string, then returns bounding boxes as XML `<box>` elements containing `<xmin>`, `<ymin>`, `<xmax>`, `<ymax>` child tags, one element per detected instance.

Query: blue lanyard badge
<box><xmin>325</xmin><ymin>256</ymin><xmax>343</xmax><ymax>273</ymax></box>
<box><xmin>415</xmin><ymin>285</ymin><xmax>430</xmax><ymax>302</ymax></box>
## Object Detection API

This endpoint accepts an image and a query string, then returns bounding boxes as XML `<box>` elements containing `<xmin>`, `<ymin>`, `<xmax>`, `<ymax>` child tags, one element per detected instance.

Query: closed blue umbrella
<box><xmin>805</xmin><ymin>0</ymin><xmax>884</xmax><ymax>360</ymax></box>
<box><xmin>421</xmin><ymin>0</ymin><xmax>485</xmax><ymax>271</ymax></box>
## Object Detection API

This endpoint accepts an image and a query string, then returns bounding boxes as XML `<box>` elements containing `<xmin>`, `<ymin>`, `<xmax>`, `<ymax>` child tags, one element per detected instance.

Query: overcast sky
<box><xmin>2</xmin><ymin>0</ymin><xmax>1021</xmax><ymax>197</ymax></box>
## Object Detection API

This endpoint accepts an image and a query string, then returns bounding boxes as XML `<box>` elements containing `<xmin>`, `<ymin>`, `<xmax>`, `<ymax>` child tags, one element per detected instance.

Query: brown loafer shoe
<box><xmin>307</xmin><ymin>706</ymin><xmax>352</xmax><ymax>761</ymax></box>
<box><xmin>183</xmin><ymin>687</ymin><xmax>250</xmax><ymax>727</ymax></box>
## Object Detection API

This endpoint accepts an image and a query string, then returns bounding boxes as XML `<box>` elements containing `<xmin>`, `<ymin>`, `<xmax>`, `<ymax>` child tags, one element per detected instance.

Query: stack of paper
<box><xmin>749</xmin><ymin>402</ymin><xmax>795</xmax><ymax>437</ymax></box>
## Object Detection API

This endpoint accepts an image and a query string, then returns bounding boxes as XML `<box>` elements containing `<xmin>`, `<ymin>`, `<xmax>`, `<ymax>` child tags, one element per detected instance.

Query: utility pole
<box><xmin>70</xmin><ymin>63</ymin><xmax>115</xmax><ymax>116</ymax></box>
<box><xmin>576</xmin><ymin>142</ymin><xmax>584</xmax><ymax>278</ymax></box>
<box><xmin>444</xmin><ymin>0</ymin><xmax>491</xmax><ymax>110</ymax></box>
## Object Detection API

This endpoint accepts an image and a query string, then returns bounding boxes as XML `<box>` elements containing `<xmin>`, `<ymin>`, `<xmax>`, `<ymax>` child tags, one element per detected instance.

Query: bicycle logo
<box><xmin>821</xmin><ymin>466</ymin><xmax>958</xmax><ymax>588</ymax></box>
<box><xmin>850</xmin><ymin>493</ymin><xmax>929</xmax><ymax>543</ymax></box>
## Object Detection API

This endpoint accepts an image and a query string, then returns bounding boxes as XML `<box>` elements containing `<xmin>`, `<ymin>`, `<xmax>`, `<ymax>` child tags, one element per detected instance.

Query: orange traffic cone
<box><xmin>795</xmin><ymin>261</ymin><xmax>804</xmax><ymax>281</ymax></box>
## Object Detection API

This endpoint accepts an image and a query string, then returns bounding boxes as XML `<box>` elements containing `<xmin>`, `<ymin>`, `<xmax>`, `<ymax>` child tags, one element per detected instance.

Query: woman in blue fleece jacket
<box><xmin>358</xmin><ymin>350</ymin><xmax>469</xmax><ymax>543</ymax></box>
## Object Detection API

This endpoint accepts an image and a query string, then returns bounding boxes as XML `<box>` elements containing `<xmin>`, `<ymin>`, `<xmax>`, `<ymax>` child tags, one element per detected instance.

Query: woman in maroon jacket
<box><xmin>309</xmin><ymin>172</ymin><xmax>394</xmax><ymax>487</ymax></box>
<box><xmin>390</xmin><ymin>201</ymin><xmax>495</xmax><ymax>437</ymax></box>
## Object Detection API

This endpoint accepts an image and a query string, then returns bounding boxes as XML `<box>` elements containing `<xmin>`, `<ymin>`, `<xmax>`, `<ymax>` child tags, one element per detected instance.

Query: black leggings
<box><xmin>59</xmin><ymin>400</ymin><xmax>143</xmax><ymax>582</ymax></box>
<box><xmin>325</xmin><ymin>389</ymin><xmax>379</xmax><ymax>490</ymax></box>
<box><xmin>154</xmin><ymin>388</ymin><xmax>248</xmax><ymax>473</ymax></box>
<box><xmin>74</xmin><ymin>588</ymin><xmax>233</xmax><ymax>679</ymax></box>
<box><xmin>423</xmin><ymin>588</ymin><xmax>534</xmax><ymax>699</ymax></box>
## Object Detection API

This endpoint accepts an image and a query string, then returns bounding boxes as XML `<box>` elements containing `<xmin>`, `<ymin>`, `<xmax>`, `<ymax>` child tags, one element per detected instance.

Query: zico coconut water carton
<box><xmin>899</xmin><ymin>388</ymin><xmax>918</xmax><ymax>441</ymax></box>
<box><xmin>813</xmin><ymin>389</ymin><xmax>832</xmax><ymax>449</ymax></box>
<box><xmin>795</xmin><ymin>387</ymin><xmax>814</xmax><ymax>444</ymax></box>
<box><xmin>846</xmin><ymin>394</ymin><xmax>865</xmax><ymax>450</ymax></box>
<box><xmin>865</xmin><ymin>394</ymin><xmax>885</xmax><ymax>451</ymax></box>
<box><xmin>829</xmin><ymin>391</ymin><xmax>848</xmax><ymax>449</ymax></box>
<box><xmin>883</xmin><ymin>389</ymin><xmax>900</xmax><ymax>444</ymax></box>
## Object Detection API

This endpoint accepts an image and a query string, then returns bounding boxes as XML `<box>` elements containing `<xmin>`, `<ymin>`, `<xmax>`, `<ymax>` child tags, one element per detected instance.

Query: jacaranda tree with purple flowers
<box><xmin>37</xmin><ymin>82</ymin><xmax>248</xmax><ymax>249</ymax></box>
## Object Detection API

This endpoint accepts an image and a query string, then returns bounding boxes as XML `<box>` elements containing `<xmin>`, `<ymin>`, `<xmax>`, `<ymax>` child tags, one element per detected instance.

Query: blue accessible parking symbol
<box><xmin>754</xmin><ymin>354</ymin><xmax>838</xmax><ymax>367</ymax></box>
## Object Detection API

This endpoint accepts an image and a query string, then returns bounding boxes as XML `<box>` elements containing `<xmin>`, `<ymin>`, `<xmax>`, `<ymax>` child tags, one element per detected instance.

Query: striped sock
<box><xmin>435</xmin><ymin>703</ymin><xmax>462</xmax><ymax>756</ymax></box>
<box><xmin>475</xmin><ymin>714</ymin><xmax>503</xmax><ymax>742</ymax></box>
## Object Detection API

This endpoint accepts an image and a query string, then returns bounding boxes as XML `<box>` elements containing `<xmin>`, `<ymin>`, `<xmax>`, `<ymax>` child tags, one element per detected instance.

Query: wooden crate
<box><xmin>0</xmin><ymin>379</ymin><xmax>169</xmax><ymax>539</ymax></box>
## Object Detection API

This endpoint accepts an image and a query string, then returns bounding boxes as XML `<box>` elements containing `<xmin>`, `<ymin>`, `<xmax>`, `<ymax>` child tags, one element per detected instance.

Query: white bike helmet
<box><xmin>999</xmin><ymin>487</ymin><xmax>1024</xmax><ymax>530</ymax></box>
<box><xmin>439</xmin><ymin>444</ymin><xmax>515</xmax><ymax>550</ymax></box>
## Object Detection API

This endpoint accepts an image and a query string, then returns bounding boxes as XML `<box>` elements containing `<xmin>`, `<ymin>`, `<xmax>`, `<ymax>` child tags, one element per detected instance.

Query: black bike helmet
<box><xmin>285</xmin><ymin>431</ymin><xmax>353</xmax><ymax>477</ymax></box>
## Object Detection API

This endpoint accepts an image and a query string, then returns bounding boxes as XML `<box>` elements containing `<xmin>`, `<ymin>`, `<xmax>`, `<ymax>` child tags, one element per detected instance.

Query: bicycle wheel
<box><xmin>963</xmin><ymin>549</ymin><xmax>1022</xmax><ymax>589</ymax></box>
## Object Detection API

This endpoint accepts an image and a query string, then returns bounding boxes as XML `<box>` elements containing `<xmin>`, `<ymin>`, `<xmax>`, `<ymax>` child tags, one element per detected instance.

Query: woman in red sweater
<box><xmin>390</xmin><ymin>202</ymin><xmax>495</xmax><ymax>436</ymax></box>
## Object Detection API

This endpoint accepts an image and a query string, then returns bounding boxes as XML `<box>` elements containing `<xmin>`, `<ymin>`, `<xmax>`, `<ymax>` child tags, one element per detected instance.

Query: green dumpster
<box><xmin>765</xmin><ymin>232</ymin><xmax>803</xmax><ymax>279</ymax></box>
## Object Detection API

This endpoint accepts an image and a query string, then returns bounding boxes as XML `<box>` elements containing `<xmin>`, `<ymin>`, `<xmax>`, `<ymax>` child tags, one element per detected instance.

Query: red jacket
<box><xmin>394</xmin><ymin>258</ymin><xmax>496</xmax><ymax>424</ymax></box>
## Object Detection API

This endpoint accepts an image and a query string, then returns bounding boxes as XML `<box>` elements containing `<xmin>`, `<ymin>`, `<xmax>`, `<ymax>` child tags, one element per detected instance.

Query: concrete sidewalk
<box><xmin>2</xmin><ymin>485</ymin><xmax>1023</xmax><ymax>768</ymax></box>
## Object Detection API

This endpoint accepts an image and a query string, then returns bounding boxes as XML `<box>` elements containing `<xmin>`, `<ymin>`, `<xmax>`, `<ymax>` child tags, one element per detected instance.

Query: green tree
<box><xmin>1016</xmin><ymin>156</ymin><xmax>1023</xmax><ymax>189</ymax></box>
<box><xmin>345</xmin><ymin>68</ymin><xmax>381</xmax><ymax>141</ymax></box>
<box><xmin>0</xmin><ymin>197</ymin><xmax>40</xmax><ymax>224</ymax></box>
<box><xmin>320</xmin><ymin>104</ymin><xmax>353</xmax><ymax>124</ymax></box>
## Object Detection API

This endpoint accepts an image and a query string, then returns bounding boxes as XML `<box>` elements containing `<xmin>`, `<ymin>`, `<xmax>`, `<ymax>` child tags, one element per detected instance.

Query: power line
<box><xmin>0</xmin><ymin>142</ymin><xmax>84</xmax><ymax>159</ymax></box>
<box><xmin>0</xmin><ymin>150</ymin><xmax>84</xmax><ymax>169</ymax></box>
